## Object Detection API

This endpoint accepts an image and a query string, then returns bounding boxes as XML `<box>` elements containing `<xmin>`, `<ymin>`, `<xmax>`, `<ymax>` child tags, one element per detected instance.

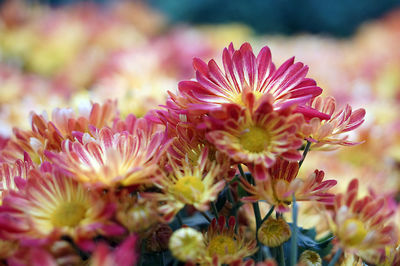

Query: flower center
<box><xmin>207</xmin><ymin>235</ymin><xmax>237</xmax><ymax>256</ymax></box>
<box><xmin>51</xmin><ymin>202</ymin><xmax>87</xmax><ymax>227</ymax></box>
<box><xmin>239</xmin><ymin>126</ymin><xmax>270</xmax><ymax>153</ymax></box>
<box><xmin>341</xmin><ymin>218</ymin><xmax>367</xmax><ymax>246</ymax></box>
<box><xmin>232</xmin><ymin>91</ymin><xmax>263</xmax><ymax>106</ymax></box>
<box><xmin>172</xmin><ymin>176</ymin><xmax>205</xmax><ymax>204</ymax></box>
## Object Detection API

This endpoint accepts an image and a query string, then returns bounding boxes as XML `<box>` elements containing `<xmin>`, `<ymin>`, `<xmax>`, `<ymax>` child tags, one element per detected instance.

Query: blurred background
<box><xmin>1</xmin><ymin>0</ymin><xmax>400</xmax><ymax>205</ymax></box>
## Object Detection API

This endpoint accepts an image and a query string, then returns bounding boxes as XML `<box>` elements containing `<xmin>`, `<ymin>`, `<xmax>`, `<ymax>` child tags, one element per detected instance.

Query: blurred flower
<box><xmin>144</xmin><ymin>223</ymin><xmax>172</xmax><ymax>252</ymax></box>
<box><xmin>91</xmin><ymin>235</ymin><xmax>138</xmax><ymax>266</ymax></box>
<box><xmin>169</xmin><ymin>227</ymin><xmax>204</xmax><ymax>262</ymax></box>
<box><xmin>257</xmin><ymin>217</ymin><xmax>291</xmax><ymax>247</ymax></box>
<box><xmin>328</xmin><ymin>179</ymin><xmax>397</xmax><ymax>264</ymax></box>
<box><xmin>298</xmin><ymin>250</ymin><xmax>322</xmax><ymax>266</ymax></box>
<box><xmin>242</xmin><ymin>158</ymin><xmax>337</xmax><ymax>212</ymax></box>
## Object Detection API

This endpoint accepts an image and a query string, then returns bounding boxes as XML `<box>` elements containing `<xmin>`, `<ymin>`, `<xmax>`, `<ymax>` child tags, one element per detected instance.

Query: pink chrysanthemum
<box><xmin>0</xmin><ymin>167</ymin><xmax>123</xmax><ymax>246</ymax></box>
<box><xmin>174</xmin><ymin>42</ymin><xmax>327</xmax><ymax>119</ymax></box>
<box><xmin>205</xmin><ymin>96</ymin><xmax>304</xmax><ymax>177</ymax></box>
<box><xmin>91</xmin><ymin>235</ymin><xmax>138</xmax><ymax>266</ymax></box>
<box><xmin>328</xmin><ymin>179</ymin><xmax>397</xmax><ymax>263</ymax></box>
<box><xmin>241</xmin><ymin>158</ymin><xmax>337</xmax><ymax>212</ymax></box>
<box><xmin>301</xmin><ymin>96</ymin><xmax>366</xmax><ymax>150</ymax></box>
<box><xmin>0</xmin><ymin>100</ymin><xmax>118</xmax><ymax>164</ymax></box>
<box><xmin>45</xmin><ymin>119</ymin><xmax>168</xmax><ymax>188</ymax></box>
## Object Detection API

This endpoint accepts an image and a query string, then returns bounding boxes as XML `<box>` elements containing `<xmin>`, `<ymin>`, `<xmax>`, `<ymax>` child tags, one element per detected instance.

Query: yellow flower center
<box><xmin>258</xmin><ymin>218</ymin><xmax>291</xmax><ymax>247</ymax></box>
<box><xmin>232</xmin><ymin>91</ymin><xmax>264</xmax><ymax>106</ymax></box>
<box><xmin>207</xmin><ymin>235</ymin><xmax>237</xmax><ymax>256</ymax></box>
<box><xmin>172</xmin><ymin>176</ymin><xmax>205</xmax><ymax>204</ymax></box>
<box><xmin>239</xmin><ymin>126</ymin><xmax>270</xmax><ymax>153</ymax></box>
<box><xmin>51</xmin><ymin>202</ymin><xmax>87</xmax><ymax>227</ymax></box>
<box><xmin>341</xmin><ymin>218</ymin><xmax>367</xmax><ymax>246</ymax></box>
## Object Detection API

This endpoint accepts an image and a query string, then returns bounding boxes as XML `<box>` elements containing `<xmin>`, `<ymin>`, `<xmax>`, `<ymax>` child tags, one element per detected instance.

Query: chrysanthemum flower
<box><xmin>143</xmin><ymin>147</ymin><xmax>225</xmax><ymax>221</ymax></box>
<box><xmin>0</xmin><ymin>152</ymin><xmax>34</xmax><ymax>203</ymax></box>
<box><xmin>0</xmin><ymin>167</ymin><xmax>123</xmax><ymax>246</ymax></box>
<box><xmin>91</xmin><ymin>235</ymin><xmax>138</xmax><ymax>266</ymax></box>
<box><xmin>202</xmin><ymin>216</ymin><xmax>258</xmax><ymax>264</ymax></box>
<box><xmin>300</xmin><ymin>96</ymin><xmax>366</xmax><ymax>150</ymax></box>
<box><xmin>169</xmin><ymin>227</ymin><xmax>204</xmax><ymax>262</ymax></box>
<box><xmin>176</xmin><ymin>42</ymin><xmax>325</xmax><ymax>119</ymax></box>
<box><xmin>257</xmin><ymin>217</ymin><xmax>291</xmax><ymax>247</ymax></box>
<box><xmin>241</xmin><ymin>158</ymin><xmax>337</xmax><ymax>212</ymax></box>
<box><xmin>298</xmin><ymin>250</ymin><xmax>322</xmax><ymax>266</ymax></box>
<box><xmin>45</xmin><ymin>120</ymin><xmax>168</xmax><ymax>188</ymax></box>
<box><xmin>328</xmin><ymin>179</ymin><xmax>397</xmax><ymax>263</ymax></box>
<box><xmin>205</xmin><ymin>97</ymin><xmax>304</xmax><ymax>178</ymax></box>
<box><xmin>0</xmin><ymin>100</ymin><xmax>118</xmax><ymax>163</ymax></box>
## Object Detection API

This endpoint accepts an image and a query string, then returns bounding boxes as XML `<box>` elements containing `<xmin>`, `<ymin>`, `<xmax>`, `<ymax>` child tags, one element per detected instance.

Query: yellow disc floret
<box><xmin>172</xmin><ymin>176</ymin><xmax>205</xmax><ymax>205</ymax></box>
<box><xmin>207</xmin><ymin>235</ymin><xmax>238</xmax><ymax>257</ymax></box>
<box><xmin>240</xmin><ymin>126</ymin><xmax>270</xmax><ymax>153</ymax></box>
<box><xmin>340</xmin><ymin>218</ymin><xmax>367</xmax><ymax>246</ymax></box>
<box><xmin>51</xmin><ymin>202</ymin><xmax>87</xmax><ymax>227</ymax></box>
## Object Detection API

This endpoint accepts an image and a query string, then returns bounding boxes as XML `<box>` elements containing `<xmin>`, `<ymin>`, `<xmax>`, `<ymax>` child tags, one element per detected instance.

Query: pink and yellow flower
<box><xmin>45</xmin><ymin>119</ymin><xmax>168</xmax><ymax>188</ymax></box>
<box><xmin>241</xmin><ymin>158</ymin><xmax>337</xmax><ymax>212</ymax></box>
<box><xmin>0</xmin><ymin>167</ymin><xmax>123</xmax><ymax>246</ymax></box>
<box><xmin>328</xmin><ymin>179</ymin><xmax>397</xmax><ymax>263</ymax></box>
<box><xmin>143</xmin><ymin>147</ymin><xmax>225</xmax><ymax>222</ymax></box>
<box><xmin>301</xmin><ymin>96</ymin><xmax>366</xmax><ymax>150</ymax></box>
<box><xmin>176</xmin><ymin>42</ymin><xmax>325</xmax><ymax>118</ymax></box>
<box><xmin>205</xmin><ymin>97</ymin><xmax>304</xmax><ymax>178</ymax></box>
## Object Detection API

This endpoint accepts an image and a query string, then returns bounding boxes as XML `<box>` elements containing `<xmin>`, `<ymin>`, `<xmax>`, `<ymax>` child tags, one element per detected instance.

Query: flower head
<box><xmin>169</xmin><ymin>227</ymin><xmax>204</xmax><ymax>262</ymax></box>
<box><xmin>45</xmin><ymin>119</ymin><xmax>168</xmax><ymax>188</ymax></box>
<box><xmin>143</xmin><ymin>147</ymin><xmax>225</xmax><ymax>221</ymax></box>
<box><xmin>328</xmin><ymin>179</ymin><xmax>397</xmax><ymax>263</ymax></box>
<box><xmin>257</xmin><ymin>217</ymin><xmax>291</xmax><ymax>247</ymax></box>
<box><xmin>242</xmin><ymin>158</ymin><xmax>337</xmax><ymax>212</ymax></box>
<box><xmin>91</xmin><ymin>235</ymin><xmax>138</xmax><ymax>266</ymax></box>
<box><xmin>298</xmin><ymin>250</ymin><xmax>322</xmax><ymax>266</ymax></box>
<box><xmin>206</xmin><ymin>98</ymin><xmax>304</xmax><ymax>177</ymax></box>
<box><xmin>176</xmin><ymin>42</ymin><xmax>325</xmax><ymax>119</ymax></box>
<box><xmin>0</xmin><ymin>167</ymin><xmax>123</xmax><ymax>246</ymax></box>
<box><xmin>301</xmin><ymin>96</ymin><xmax>366</xmax><ymax>150</ymax></box>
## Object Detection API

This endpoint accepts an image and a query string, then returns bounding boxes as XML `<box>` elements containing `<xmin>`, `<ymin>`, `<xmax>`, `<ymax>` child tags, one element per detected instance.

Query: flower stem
<box><xmin>279</xmin><ymin>244</ymin><xmax>286</xmax><ymax>266</ymax></box>
<box><xmin>290</xmin><ymin>194</ymin><xmax>298</xmax><ymax>266</ymax></box>
<box><xmin>176</xmin><ymin>212</ymin><xmax>183</xmax><ymax>227</ymax></box>
<box><xmin>238</xmin><ymin>163</ymin><xmax>246</xmax><ymax>179</ymax></box>
<box><xmin>211</xmin><ymin>202</ymin><xmax>219</xmax><ymax>219</ymax></box>
<box><xmin>299</xmin><ymin>140</ymin><xmax>311</xmax><ymax>168</ymax></box>
<box><xmin>200</xmin><ymin>211</ymin><xmax>212</xmax><ymax>223</ymax></box>
<box><xmin>261</xmin><ymin>205</ymin><xmax>275</xmax><ymax>224</ymax></box>
<box><xmin>327</xmin><ymin>248</ymin><xmax>342</xmax><ymax>266</ymax></box>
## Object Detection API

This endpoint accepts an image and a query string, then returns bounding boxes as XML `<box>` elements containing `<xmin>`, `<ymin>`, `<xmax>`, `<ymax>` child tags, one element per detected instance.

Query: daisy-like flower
<box><xmin>0</xmin><ymin>152</ymin><xmax>34</xmax><ymax>203</ymax></box>
<box><xmin>298</xmin><ymin>250</ymin><xmax>322</xmax><ymax>266</ymax></box>
<box><xmin>206</xmin><ymin>97</ymin><xmax>304</xmax><ymax>179</ymax></box>
<box><xmin>328</xmin><ymin>179</ymin><xmax>397</xmax><ymax>264</ymax></box>
<box><xmin>202</xmin><ymin>216</ymin><xmax>258</xmax><ymax>264</ymax></box>
<box><xmin>0</xmin><ymin>167</ymin><xmax>123</xmax><ymax>246</ymax></box>
<box><xmin>300</xmin><ymin>96</ymin><xmax>366</xmax><ymax>150</ymax></box>
<box><xmin>143</xmin><ymin>147</ymin><xmax>225</xmax><ymax>222</ymax></box>
<box><xmin>0</xmin><ymin>100</ymin><xmax>118</xmax><ymax>163</ymax></box>
<box><xmin>241</xmin><ymin>158</ymin><xmax>337</xmax><ymax>212</ymax></box>
<box><xmin>257</xmin><ymin>217</ymin><xmax>291</xmax><ymax>247</ymax></box>
<box><xmin>45</xmin><ymin>119</ymin><xmax>168</xmax><ymax>188</ymax></box>
<box><xmin>176</xmin><ymin>42</ymin><xmax>326</xmax><ymax>119</ymax></box>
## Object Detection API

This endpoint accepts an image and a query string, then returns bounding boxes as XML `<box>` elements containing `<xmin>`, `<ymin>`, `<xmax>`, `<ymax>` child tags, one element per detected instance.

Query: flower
<box><xmin>300</xmin><ymin>96</ymin><xmax>366</xmax><ymax>150</ymax></box>
<box><xmin>0</xmin><ymin>100</ymin><xmax>118</xmax><ymax>163</ymax></box>
<box><xmin>169</xmin><ymin>227</ymin><xmax>204</xmax><ymax>262</ymax></box>
<box><xmin>91</xmin><ymin>235</ymin><xmax>138</xmax><ymax>266</ymax></box>
<box><xmin>143</xmin><ymin>147</ymin><xmax>225</xmax><ymax>221</ymax></box>
<box><xmin>205</xmin><ymin>97</ymin><xmax>304</xmax><ymax>178</ymax></box>
<box><xmin>328</xmin><ymin>179</ymin><xmax>398</xmax><ymax>263</ymax></box>
<box><xmin>257</xmin><ymin>217</ymin><xmax>291</xmax><ymax>247</ymax></box>
<box><xmin>0</xmin><ymin>167</ymin><xmax>123</xmax><ymax>246</ymax></box>
<box><xmin>298</xmin><ymin>250</ymin><xmax>322</xmax><ymax>266</ymax></box>
<box><xmin>202</xmin><ymin>216</ymin><xmax>258</xmax><ymax>264</ymax></box>
<box><xmin>241</xmin><ymin>158</ymin><xmax>337</xmax><ymax>212</ymax></box>
<box><xmin>45</xmin><ymin>119</ymin><xmax>168</xmax><ymax>188</ymax></box>
<box><xmin>176</xmin><ymin>42</ymin><xmax>325</xmax><ymax>118</ymax></box>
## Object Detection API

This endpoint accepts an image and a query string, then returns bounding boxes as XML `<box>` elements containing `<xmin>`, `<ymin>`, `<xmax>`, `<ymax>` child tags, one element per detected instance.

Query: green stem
<box><xmin>299</xmin><ymin>140</ymin><xmax>311</xmax><ymax>168</ymax></box>
<box><xmin>211</xmin><ymin>202</ymin><xmax>219</xmax><ymax>219</ymax></box>
<box><xmin>261</xmin><ymin>205</ymin><xmax>275</xmax><ymax>225</ymax></box>
<box><xmin>238</xmin><ymin>164</ymin><xmax>246</xmax><ymax>179</ymax></box>
<box><xmin>327</xmin><ymin>248</ymin><xmax>342</xmax><ymax>266</ymax></box>
<box><xmin>176</xmin><ymin>212</ymin><xmax>183</xmax><ymax>227</ymax></box>
<box><xmin>279</xmin><ymin>244</ymin><xmax>286</xmax><ymax>266</ymax></box>
<box><xmin>290</xmin><ymin>194</ymin><xmax>298</xmax><ymax>266</ymax></box>
<box><xmin>200</xmin><ymin>211</ymin><xmax>212</xmax><ymax>223</ymax></box>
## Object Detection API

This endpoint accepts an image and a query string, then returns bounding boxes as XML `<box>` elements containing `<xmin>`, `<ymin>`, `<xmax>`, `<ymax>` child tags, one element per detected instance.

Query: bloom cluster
<box><xmin>0</xmin><ymin>41</ymin><xmax>398</xmax><ymax>266</ymax></box>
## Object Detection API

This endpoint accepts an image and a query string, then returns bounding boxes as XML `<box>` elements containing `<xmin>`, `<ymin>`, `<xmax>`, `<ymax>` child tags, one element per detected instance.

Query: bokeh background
<box><xmin>1</xmin><ymin>0</ymin><xmax>400</xmax><ymax>214</ymax></box>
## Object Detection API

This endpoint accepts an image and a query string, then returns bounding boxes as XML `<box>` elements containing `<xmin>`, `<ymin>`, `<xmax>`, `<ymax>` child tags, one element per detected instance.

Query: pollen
<box><xmin>239</xmin><ymin>126</ymin><xmax>270</xmax><ymax>153</ymax></box>
<box><xmin>51</xmin><ymin>202</ymin><xmax>87</xmax><ymax>227</ymax></box>
<box><xmin>341</xmin><ymin>218</ymin><xmax>367</xmax><ymax>246</ymax></box>
<box><xmin>172</xmin><ymin>176</ymin><xmax>205</xmax><ymax>204</ymax></box>
<box><xmin>207</xmin><ymin>235</ymin><xmax>237</xmax><ymax>256</ymax></box>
